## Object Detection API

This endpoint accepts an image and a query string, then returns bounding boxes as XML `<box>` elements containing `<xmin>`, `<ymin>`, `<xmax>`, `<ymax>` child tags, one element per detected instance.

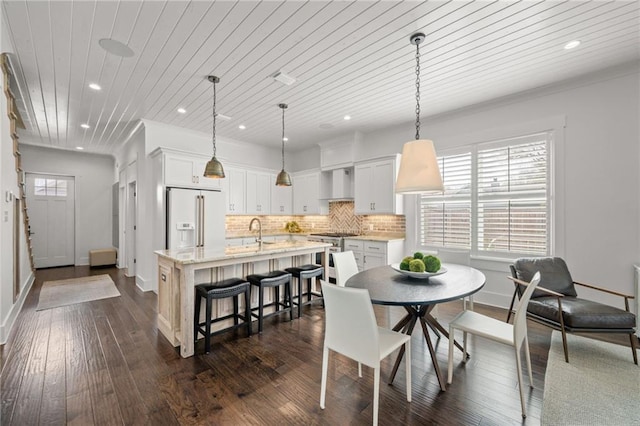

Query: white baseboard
<box><xmin>136</xmin><ymin>275</ymin><xmax>152</xmax><ymax>292</ymax></box>
<box><xmin>0</xmin><ymin>272</ymin><xmax>35</xmax><ymax>344</ymax></box>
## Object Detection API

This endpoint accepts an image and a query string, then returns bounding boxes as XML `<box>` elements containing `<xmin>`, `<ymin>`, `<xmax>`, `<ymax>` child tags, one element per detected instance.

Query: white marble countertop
<box><xmin>344</xmin><ymin>234</ymin><xmax>405</xmax><ymax>242</ymax></box>
<box><xmin>155</xmin><ymin>240</ymin><xmax>331</xmax><ymax>265</ymax></box>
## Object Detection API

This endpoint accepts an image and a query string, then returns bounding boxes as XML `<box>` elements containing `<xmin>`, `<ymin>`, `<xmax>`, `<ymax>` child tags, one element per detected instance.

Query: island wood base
<box><xmin>155</xmin><ymin>242</ymin><xmax>330</xmax><ymax>357</ymax></box>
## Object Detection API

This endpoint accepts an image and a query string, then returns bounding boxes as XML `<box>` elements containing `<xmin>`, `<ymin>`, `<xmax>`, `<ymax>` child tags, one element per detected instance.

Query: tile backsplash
<box><xmin>226</xmin><ymin>201</ymin><xmax>405</xmax><ymax>236</ymax></box>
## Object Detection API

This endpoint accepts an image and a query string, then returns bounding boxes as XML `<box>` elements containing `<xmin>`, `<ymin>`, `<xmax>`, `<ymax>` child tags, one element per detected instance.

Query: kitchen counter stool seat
<box><xmin>246</xmin><ymin>271</ymin><xmax>294</xmax><ymax>332</ymax></box>
<box><xmin>194</xmin><ymin>278</ymin><xmax>252</xmax><ymax>354</ymax></box>
<box><xmin>285</xmin><ymin>264</ymin><xmax>324</xmax><ymax>317</ymax></box>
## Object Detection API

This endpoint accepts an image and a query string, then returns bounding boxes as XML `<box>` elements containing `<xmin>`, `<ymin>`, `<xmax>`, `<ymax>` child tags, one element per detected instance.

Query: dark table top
<box><xmin>345</xmin><ymin>263</ymin><xmax>486</xmax><ymax>306</ymax></box>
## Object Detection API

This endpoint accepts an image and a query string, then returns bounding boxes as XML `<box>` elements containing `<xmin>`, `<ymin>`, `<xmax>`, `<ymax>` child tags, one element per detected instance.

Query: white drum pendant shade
<box><xmin>395</xmin><ymin>139</ymin><xmax>444</xmax><ymax>194</ymax></box>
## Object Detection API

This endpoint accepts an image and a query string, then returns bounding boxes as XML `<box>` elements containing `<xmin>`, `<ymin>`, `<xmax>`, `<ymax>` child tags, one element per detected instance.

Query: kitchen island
<box><xmin>155</xmin><ymin>240</ymin><xmax>331</xmax><ymax>357</ymax></box>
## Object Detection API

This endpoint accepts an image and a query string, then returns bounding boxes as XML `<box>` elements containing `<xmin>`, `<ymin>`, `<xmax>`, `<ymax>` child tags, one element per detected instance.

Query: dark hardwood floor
<box><xmin>1</xmin><ymin>266</ymin><xmax>635</xmax><ymax>425</ymax></box>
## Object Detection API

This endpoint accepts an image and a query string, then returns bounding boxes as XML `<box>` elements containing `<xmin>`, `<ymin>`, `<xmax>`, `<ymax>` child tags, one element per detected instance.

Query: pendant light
<box><xmin>203</xmin><ymin>75</ymin><xmax>225</xmax><ymax>178</ymax></box>
<box><xmin>275</xmin><ymin>103</ymin><xmax>292</xmax><ymax>186</ymax></box>
<box><xmin>395</xmin><ymin>33</ymin><xmax>444</xmax><ymax>194</ymax></box>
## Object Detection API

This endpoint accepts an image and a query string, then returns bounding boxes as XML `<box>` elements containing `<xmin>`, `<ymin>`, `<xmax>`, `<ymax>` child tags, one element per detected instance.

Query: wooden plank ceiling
<box><xmin>2</xmin><ymin>0</ymin><xmax>639</xmax><ymax>155</ymax></box>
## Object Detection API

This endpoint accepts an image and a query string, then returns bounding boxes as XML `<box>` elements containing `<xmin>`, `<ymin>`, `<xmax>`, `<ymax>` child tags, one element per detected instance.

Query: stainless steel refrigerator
<box><xmin>166</xmin><ymin>187</ymin><xmax>225</xmax><ymax>250</ymax></box>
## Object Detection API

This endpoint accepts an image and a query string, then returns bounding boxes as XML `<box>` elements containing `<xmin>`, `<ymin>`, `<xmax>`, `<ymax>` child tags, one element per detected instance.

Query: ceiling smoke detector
<box><xmin>271</xmin><ymin>70</ymin><xmax>296</xmax><ymax>86</ymax></box>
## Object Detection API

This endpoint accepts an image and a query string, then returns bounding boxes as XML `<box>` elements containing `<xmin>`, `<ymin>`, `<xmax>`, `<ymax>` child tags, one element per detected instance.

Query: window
<box><xmin>420</xmin><ymin>153</ymin><xmax>472</xmax><ymax>248</ymax></box>
<box><xmin>34</xmin><ymin>178</ymin><xmax>68</xmax><ymax>197</ymax></box>
<box><xmin>419</xmin><ymin>133</ymin><xmax>550</xmax><ymax>257</ymax></box>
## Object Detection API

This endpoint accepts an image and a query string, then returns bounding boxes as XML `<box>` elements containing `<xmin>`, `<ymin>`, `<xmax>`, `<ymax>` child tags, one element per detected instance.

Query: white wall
<box><xmin>312</xmin><ymin>64</ymin><xmax>639</xmax><ymax>309</ymax></box>
<box><xmin>115</xmin><ymin>124</ymin><xmax>149</xmax><ymax>291</ymax></box>
<box><xmin>20</xmin><ymin>145</ymin><xmax>115</xmax><ymax>266</ymax></box>
<box><xmin>0</xmin><ymin>7</ymin><xmax>34</xmax><ymax>343</ymax></box>
<box><xmin>141</xmin><ymin>119</ymin><xmax>282</xmax><ymax>169</ymax></box>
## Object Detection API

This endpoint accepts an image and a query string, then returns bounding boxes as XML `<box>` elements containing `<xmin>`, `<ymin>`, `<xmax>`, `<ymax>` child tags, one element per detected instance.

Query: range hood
<box><xmin>324</xmin><ymin>168</ymin><xmax>353</xmax><ymax>201</ymax></box>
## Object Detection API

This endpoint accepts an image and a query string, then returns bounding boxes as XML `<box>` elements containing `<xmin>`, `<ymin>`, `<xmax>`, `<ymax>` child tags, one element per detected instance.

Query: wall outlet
<box><xmin>369</xmin><ymin>224</ymin><xmax>374</xmax><ymax>231</ymax></box>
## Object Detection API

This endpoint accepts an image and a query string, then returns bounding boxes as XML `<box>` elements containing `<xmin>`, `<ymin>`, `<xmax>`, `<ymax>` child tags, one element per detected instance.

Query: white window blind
<box><xmin>419</xmin><ymin>153</ymin><xmax>472</xmax><ymax>248</ymax></box>
<box><xmin>419</xmin><ymin>133</ymin><xmax>550</xmax><ymax>257</ymax></box>
<box><xmin>477</xmin><ymin>138</ymin><xmax>547</xmax><ymax>255</ymax></box>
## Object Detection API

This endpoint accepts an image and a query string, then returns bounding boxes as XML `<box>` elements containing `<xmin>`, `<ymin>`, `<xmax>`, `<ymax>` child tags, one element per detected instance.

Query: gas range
<box><xmin>307</xmin><ymin>232</ymin><xmax>359</xmax><ymax>281</ymax></box>
<box><xmin>309</xmin><ymin>232</ymin><xmax>359</xmax><ymax>238</ymax></box>
<box><xmin>307</xmin><ymin>232</ymin><xmax>358</xmax><ymax>247</ymax></box>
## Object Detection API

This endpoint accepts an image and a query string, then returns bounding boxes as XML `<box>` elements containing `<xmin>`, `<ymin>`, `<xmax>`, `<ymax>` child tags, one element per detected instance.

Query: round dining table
<box><xmin>345</xmin><ymin>263</ymin><xmax>486</xmax><ymax>392</ymax></box>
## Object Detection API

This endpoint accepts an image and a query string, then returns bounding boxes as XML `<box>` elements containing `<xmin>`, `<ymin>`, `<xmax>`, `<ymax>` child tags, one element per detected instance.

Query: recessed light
<box><xmin>80</xmin><ymin>123</ymin><xmax>90</xmax><ymax>129</ymax></box>
<box><xmin>76</xmin><ymin>146</ymin><xmax>84</xmax><ymax>150</ymax></box>
<box><xmin>89</xmin><ymin>83</ymin><xmax>101</xmax><ymax>91</ymax></box>
<box><xmin>99</xmin><ymin>38</ymin><xmax>135</xmax><ymax>58</ymax></box>
<box><xmin>344</xmin><ymin>115</ymin><xmax>351</xmax><ymax>120</ymax></box>
<box><xmin>283</xmin><ymin>137</ymin><xmax>289</xmax><ymax>142</ymax></box>
<box><xmin>177</xmin><ymin>108</ymin><xmax>186</xmax><ymax>114</ymax></box>
<box><xmin>564</xmin><ymin>40</ymin><xmax>581</xmax><ymax>50</ymax></box>
<box><xmin>238</xmin><ymin>125</ymin><xmax>246</xmax><ymax>130</ymax></box>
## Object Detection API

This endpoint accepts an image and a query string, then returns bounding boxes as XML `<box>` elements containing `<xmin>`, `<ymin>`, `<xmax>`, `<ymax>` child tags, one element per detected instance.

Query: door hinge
<box><xmin>134</xmin><ymin>258</ymin><xmax>137</xmax><ymax>263</ymax></box>
<box><xmin>134</xmin><ymin>225</ymin><xmax>136</xmax><ymax>230</ymax></box>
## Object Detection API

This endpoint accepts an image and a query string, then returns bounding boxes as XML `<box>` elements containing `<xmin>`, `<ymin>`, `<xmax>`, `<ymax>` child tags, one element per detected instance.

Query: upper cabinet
<box><xmin>222</xmin><ymin>167</ymin><xmax>246</xmax><ymax>214</ymax></box>
<box><xmin>245</xmin><ymin>170</ymin><xmax>271</xmax><ymax>215</ymax></box>
<box><xmin>164</xmin><ymin>153</ymin><xmax>222</xmax><ymax>190</ymax></box>
<box><xmin>271</xmin><ymin>175</ymin><xmax>293</xmax><ymax>215</ymax></box>
<box><xmin>354</xmin><ymin>155</ymin><xmax>403</xmax><ymax>215</ymax></box>
<box><xmin>293</xmin><ymin>171</ymin><xmax>327</xmax><ymax>215</ymax></box>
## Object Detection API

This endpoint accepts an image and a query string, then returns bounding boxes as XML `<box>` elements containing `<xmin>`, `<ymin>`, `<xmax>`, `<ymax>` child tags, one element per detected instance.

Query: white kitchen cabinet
<box><xmin>246</xmin><ymin>171</ymin><xmax>271</xmax><ymax>214</ymax></box>
<box><xmin>343</xmin><ymin>238</ymin><xmax>404</xmax><ymax>271</ymax></box>
<box><xmin>293</xmin><ymin>171</ymin><xmax>326</xmax><ymax>215</ymax></box>
<box><xmin>164</xmin><ymin>153</ymin><xmax>222</xmax><ymax>190</ymax></box>
<box><xmin>343</xmin><ymin>239</ymin><xmax>364</xmax><ymax>271</ymax></box>
<box><xmin>222</xmin><ymin>167</ymin><xmax>246</xmax><ymax>214</ymax></box>
<box><xmin>271</xmin><ymin>175</ymin><xmax>293</xmax><ymax>215</ymax></box>
<box><xmin>354</xmin><ymin>155</ymin><xmax>403</xmax><ymax>215</ymax></box>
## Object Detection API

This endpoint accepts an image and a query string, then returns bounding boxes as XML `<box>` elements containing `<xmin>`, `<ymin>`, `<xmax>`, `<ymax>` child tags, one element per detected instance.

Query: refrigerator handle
<box><xmin>196</xmin><ymin>195</ymin><xmax>200</xmax><ymax>247</ymax></box>
<box><xmin>200</xmin><ymin>195</ymin><xmax>205</xmax><ymax>247</ymax></box>
<box><xmin>197</xmin><ymin>195</ymin><xmax>202</xmax><ymax>247</ymax></box>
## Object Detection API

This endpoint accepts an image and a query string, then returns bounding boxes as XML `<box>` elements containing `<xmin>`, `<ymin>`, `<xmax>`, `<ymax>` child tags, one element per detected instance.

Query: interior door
<box><xmin>126</xmin><ymin>181</ymin><xmax>137</xmax><ymax>277</ymax></box>
<box><xmin>26</xmin><ymin>173</ymin><xmax>75</xmax><ymax>268</ymax></box>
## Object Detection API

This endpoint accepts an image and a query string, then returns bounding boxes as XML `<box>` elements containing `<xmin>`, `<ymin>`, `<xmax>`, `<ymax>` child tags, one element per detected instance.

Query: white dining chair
<box><xmin>447</xmin><ymin>271</ymin><xmax>541</xmax><ymax>418</ymax></box>
<box><xmin>437</xmin><ymin>248</ymin><xmax>473</xmax><ymax>309</ymax></box>
<box><xmin>319</xmin><ymin>280</ymin><xmax>411</xmax><ymax>426</ymax></box>
<box><xmin>332</xmin><ymin>250</ymin><xmax>359</xmax><ymax>287</ymax></box>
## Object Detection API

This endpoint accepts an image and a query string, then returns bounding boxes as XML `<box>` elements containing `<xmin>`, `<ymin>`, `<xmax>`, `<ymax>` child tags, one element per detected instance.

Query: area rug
<box><xmin>36</xmin><ymin>274</ymin><xmax>121</xmax><ymax>311</ymax></box>
<box><xmin>542</xmin><ymin>331</ymin><xmax>640</xmax><ymax>425</ymax></box>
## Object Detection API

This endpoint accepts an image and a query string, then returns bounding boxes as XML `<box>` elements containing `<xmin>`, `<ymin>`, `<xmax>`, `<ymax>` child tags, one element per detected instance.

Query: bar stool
<box><xmin>194</xmin><ymin>278</ymin><xmax>251</xmax><ymax>354</ymax></box>
<box><xmin>285</xmin><ymin>264</ymin><xmax>324</xmax><ymax>317</ymax></box>
<box><xmin>246</xmin><ymin>270</ymin><xmax>293</xmax><ymax>333</ymax></box>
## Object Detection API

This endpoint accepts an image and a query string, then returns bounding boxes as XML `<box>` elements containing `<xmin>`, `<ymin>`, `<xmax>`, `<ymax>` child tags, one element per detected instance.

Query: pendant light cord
<box><xmin>281</xmin><ymin>105</ymin><xmax>286</xmax><ymax>169</ymax></box>
<box><xmin>415</xmin><ymin>40</ymin><xmax>421</xmax><ymax>140</ymax></box>
<box><xmin>212</xmin><ymin>79</ymin><xmax>217</xmax><ymax>157</ymax></box>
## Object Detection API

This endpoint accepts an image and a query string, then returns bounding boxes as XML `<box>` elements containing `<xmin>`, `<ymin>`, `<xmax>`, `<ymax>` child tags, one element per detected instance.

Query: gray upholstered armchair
<box><xmin>507</xmin><ymin>257</ymin><xmax>637</xmax><ymax>364</ymax></box>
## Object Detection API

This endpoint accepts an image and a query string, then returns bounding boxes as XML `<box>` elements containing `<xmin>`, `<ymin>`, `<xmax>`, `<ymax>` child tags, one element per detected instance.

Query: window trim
<box><xmin>414</xmin><ymin>116</ymin><xmax>566</xmax><ymax>260</ymax></box>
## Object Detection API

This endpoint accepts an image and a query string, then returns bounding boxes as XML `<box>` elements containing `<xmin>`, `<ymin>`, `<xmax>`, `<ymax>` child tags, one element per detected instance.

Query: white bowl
<box><xmin>390</xmin><ymin>263</ymin><xmax>447</xmax><ymax>279</ymax></box>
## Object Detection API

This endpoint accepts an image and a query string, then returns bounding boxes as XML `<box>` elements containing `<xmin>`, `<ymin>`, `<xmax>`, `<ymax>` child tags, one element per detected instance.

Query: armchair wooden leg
<box><xmin>556</xmin><ymin>298</ymin><xmax>569</xmax><ymax>363</ymax></box>
<box><xmin>629</xmin><ymin>333</ymin><xmax>638</xmax><ymax>365</ymax></box>
<box><xmin>560</xmin><ymin>327</ymin><xmax>569</xmax><ymax>363</ymax></box>
<box><xmin>506</xmin><ymin>289</ymin><xmax>518</xmax><ymax>323</ymax></box>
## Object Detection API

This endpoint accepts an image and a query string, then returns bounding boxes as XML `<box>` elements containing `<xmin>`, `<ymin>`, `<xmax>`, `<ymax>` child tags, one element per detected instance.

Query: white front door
<box><xmin>26</xmin><ymin>173</ymin><xmax>75</xmax><ymax>268</ymax></box>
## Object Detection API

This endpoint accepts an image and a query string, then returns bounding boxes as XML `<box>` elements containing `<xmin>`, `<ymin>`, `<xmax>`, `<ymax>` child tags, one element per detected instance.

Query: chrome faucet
<box><xmin>249</xmin><ymin>217</ymin><xmax>262</xmax><ymax>244</ymax></box>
